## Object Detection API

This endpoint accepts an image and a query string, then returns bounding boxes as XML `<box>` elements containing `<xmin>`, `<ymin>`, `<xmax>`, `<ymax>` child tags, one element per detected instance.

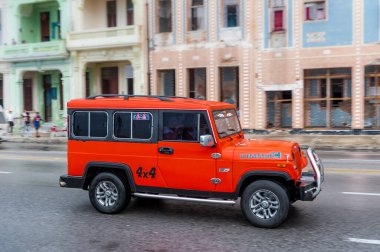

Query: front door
<box><xmin>23</xmin><ymin>79</ymin><xmax>33</xmax><ymax>111</ymax></box>
<box><xmin>101</xmin><ymin>67</ymin><xmax>119</xmax><ymax>94</ymax></box>
<box><xmin>157</xmin><ymin>110</ymin><xmax>216</xmax><ymax>191</ymax></box>
<box><xmin>40</xmin><ymin>12</ymin><xmax>50</xmax><ymax>42</ymax></box>
<box><xmin>43</xmin><ymin>75</ymin><xmax>52</xmax><ymax>122</ymax></box>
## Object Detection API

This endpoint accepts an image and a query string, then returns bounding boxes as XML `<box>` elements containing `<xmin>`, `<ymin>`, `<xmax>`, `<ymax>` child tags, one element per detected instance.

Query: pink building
<box><xmin>148</xmin><ymin>0</ymin><xmax>380</xmax><ymax>132</ymax></box>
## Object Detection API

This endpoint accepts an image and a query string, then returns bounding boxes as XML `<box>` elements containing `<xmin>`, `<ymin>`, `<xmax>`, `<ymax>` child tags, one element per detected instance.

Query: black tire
<box><xmin>241</xmin><ymin>180</ymin><xmax>289</xmax><ymax>228</ymax></box>
<box><xmin>89</xmin><ymin>172</ymin><xmax>131</xmax><ymax>214</ymax></box>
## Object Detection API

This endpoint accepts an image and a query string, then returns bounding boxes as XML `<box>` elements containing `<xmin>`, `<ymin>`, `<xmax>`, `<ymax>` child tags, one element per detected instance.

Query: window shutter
<box><xmin>305</xmin><ymin>6</ymin><xmax>311</xmax><ymax>20</ymax></box>
<box><xmin>274</xmin><ymin>10</ymin><xmax>283</xmax><ymax>31</ymax></box>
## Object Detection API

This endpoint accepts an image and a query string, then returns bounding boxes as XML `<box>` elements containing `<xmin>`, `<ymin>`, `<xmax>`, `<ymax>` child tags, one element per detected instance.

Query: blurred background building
<box><xmin>0</xmin><ymin>0</ymin><xmax>379</xmax><ymax>132</ymax></box>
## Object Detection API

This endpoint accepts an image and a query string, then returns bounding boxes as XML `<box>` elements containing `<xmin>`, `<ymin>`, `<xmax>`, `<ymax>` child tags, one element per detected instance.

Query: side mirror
<box><xmin>200</xmin><ymin>135</ymin><xmax>215</xmax><ymax>147</ymax></box>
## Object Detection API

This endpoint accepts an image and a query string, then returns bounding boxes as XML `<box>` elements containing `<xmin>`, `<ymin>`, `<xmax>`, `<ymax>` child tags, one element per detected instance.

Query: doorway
<box><xmin>101</xmin><ymin>67</ymin><xmax>119</xmax><ymax>94</ymax></box>
<box><xmin>266</xmin><ymin>91</ymin><xmax>292</xmax><ymax>128</ymax></box>
<box><xmin>40</xmin><ymin>12</ymin><xmax>50</xmax><ymax>42</ymax></box>
<box><xmin>43</xmin><ymin>75</ymin><xmax>52</xmax><ymax>122</ymax></box>
<box><xmin>23</xmin><ymin>79</ymin><xmax>33</xmax><ymax>111</ymax></box>
<box><xmin>0</xmin><ymin>78</ymin><xmax>3</xmax><ymax>108</ymax></box>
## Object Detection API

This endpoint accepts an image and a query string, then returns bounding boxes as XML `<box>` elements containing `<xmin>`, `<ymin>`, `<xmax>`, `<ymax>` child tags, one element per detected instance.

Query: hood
<box><xmin>233</xmin><ymin>139</ymin><xmax>295</xmax><ymax>162</ymax></box>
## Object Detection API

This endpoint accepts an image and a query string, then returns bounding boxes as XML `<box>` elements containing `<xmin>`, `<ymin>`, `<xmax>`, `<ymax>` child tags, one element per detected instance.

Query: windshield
<box><xmin>213</xmin><ymin>109</ymin><xmax>241</xmax><ymax>138</ymax></box>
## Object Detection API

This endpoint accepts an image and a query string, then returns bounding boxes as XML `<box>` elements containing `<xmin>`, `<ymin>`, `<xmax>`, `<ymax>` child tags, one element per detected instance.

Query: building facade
<box><xmin>0</xmin><ymin>0</ymin><xmax>379</xmax><ymax>132</ymax></box>
<box><xmin>148</xmin><ymin>0</ymin><xmax>255</xmax><ymax>129</ymax></box>
<box><xmin>3</xmin><ymin>0</ymin><xmax>71</xmax><ymax>124</ymax></box>
<box><xmin>148</xmin><ymin>0</ymin><xmax>380</xmax><ymax>131</ymax></box>
<box><xmin>0</xmin><ymin>0</ymin><xmax>11</xmax><ymax>111</ymax></box>
<box><xmin>258</xmin><ymin>0</ymin><xmax>380</xmax><ymax>131</ymax></box>
<box><xmin>68</xmin><ymin>0</ymin><xmax>146</xmax><ymax>100</ymax></box>
<box><xmin>0</xmin><ymin>0</ymin><xmax>146</xmax><ymax>127</ymax></box>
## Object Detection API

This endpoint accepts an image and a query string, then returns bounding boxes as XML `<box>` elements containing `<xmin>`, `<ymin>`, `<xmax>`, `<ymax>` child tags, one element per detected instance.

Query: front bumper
<box><xmin>298</xmin><ymin>147</ymin><xmax>325</xmax><ymax>201</ymax></box>
<box><xmin>59</xmin><ymin>175</ymin><xmax>83</xmax><ymax>189</ymax></box>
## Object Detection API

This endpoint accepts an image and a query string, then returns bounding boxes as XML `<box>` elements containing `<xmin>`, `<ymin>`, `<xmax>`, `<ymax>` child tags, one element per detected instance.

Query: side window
<box><xmin>73</xmin><ymin>112</ymin><xmax>88</xmax><ymax>137</ymax></box>
<box><xmin>132</xmin><ymin>113</ymin><xmax>153</xmax><ymax>139</ymax></box>
<box><xmin>90</xmin><ymin>112</ymin><xmax>108</xmax><ymax>137</ymax></box>
<box><xmin>114</xmin><ymin>112</ymin><xmax>153</xmax><ymax>140</ymax></box>
<box><xmin>162</xmin><ymin>112</ymin><xmax>210</xmax><ymax>141</ymax></box>
<box><xmin>72</xmin><ymin>111</ymin><xmax>108</xmax><ymax>138</ymax></box>
<box><xmin>114</xmin><ymin>113</ymin><xmax>132</xmax><ymax>138</ymax></box>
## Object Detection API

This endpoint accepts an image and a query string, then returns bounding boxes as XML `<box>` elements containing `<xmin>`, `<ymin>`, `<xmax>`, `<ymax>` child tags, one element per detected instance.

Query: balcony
<box><xmin>67</xmin><ymin>26</ymin><xmax>142</xmax><ymax>51</ymax></box>
<box><xmin>1</xmin><ymin>40</ymin><xmax>68</xmax><ymax>62</ymax></box>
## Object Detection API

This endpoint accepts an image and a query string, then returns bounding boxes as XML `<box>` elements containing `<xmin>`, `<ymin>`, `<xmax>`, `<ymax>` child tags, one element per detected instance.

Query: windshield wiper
<box><xmin>227</xmin><ymin>128</ymin><xmax>236</xmax><ymax>132</ymax></box>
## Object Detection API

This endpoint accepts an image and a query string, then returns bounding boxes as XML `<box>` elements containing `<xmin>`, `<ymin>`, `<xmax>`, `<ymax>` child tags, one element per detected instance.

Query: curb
<box><xmin>3</xmin><ymin>139</ymin><xmax>380</xmax><ymax>152</ymax></box>
<box><xmin>4</xmin><ymin>138</ymin><xmax>68</xmax><ymax>145</ymax></box>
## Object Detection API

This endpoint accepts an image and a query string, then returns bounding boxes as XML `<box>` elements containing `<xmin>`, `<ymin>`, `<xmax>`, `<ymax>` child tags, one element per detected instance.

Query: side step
<box><xmin>133</xmin><ymin>193</ymin><xmax>236</xmax><ymax>205</ymax></box>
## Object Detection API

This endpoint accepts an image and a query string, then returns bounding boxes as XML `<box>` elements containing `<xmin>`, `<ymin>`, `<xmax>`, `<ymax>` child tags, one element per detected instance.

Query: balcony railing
<box><xmin>67</xmin><ymin>25</ymin><xmax>141</xmax><ymax>50</ymax></box>
<box><xmin>1</xmin><ymin>40</ymin><xmax>68</xmax><ymax>62</ymax></box>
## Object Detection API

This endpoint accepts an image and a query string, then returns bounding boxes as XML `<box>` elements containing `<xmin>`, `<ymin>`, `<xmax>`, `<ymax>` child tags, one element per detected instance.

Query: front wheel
<box><xmin>241</xmin><ymin>180</ymin><xmax>289</xmax><ymax>228</ymax></box>
<box><xmin>89</xmin><ymin>172</ymin><xmax>130</xmax><ymax>214</ymax></box>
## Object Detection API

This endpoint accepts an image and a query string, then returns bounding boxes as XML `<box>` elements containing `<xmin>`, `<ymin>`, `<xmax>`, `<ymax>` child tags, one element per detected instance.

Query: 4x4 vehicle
<box><xmin>60</xmin><ymin>95</ymin><xmax>324</xmax><ymax>228</ymax></box>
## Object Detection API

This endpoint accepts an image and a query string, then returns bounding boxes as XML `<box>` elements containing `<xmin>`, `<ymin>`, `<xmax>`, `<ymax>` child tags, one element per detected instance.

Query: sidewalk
<box><xmin>2</xmin><ymin>132</ymin><xmax>380</xmax><ymax>151</ymax></box>
<box><xmin>244</xmin><ymin>133</ymin><xmax>380</xmax><ymax>151</ymax></box>
<box><xmin>3</xmin><ymin>134</ymin><xmax>68</xmax><ymax>144</ymax></box>
<box><xmin>1</xmin><ymin>122</ymin><xmax>67</xmax><ymax>144</ymax></box>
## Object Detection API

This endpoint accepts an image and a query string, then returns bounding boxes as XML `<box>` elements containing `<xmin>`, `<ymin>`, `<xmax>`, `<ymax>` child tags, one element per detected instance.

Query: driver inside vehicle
<box><xmin>163</xmin><ymin>113</ymin><xmax>197</xmax><ymax>141</ymax></box>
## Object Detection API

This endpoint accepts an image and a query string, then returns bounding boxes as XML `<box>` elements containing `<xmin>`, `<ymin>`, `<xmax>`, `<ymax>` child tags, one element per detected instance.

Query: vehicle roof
<box><xmin>67</xmin><ymin>96</ymin><xmax>236</xmax><ymax>111</ymax></box>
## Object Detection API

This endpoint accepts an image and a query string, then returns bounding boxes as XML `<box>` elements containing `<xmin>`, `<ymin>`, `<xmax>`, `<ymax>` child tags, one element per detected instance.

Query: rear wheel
<box><xmin>89</xmin><ymin>172</ymin><xmax>130</xmax><ymax>214</ymax></box>
<box><xmin>241</xmin><ymin>180</ymin><xmax>289</xmax><ymax>228</ymax></box>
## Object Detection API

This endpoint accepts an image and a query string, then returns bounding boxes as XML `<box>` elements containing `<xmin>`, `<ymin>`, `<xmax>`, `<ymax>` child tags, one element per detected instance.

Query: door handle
<box><xmin>158</xmin><ymin>147</ymin><xmax>174</xmax><ymax>155</ymax></box>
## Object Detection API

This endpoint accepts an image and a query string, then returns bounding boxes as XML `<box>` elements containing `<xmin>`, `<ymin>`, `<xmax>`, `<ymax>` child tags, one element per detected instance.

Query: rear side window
<box><xmin>114</xmin><ymin>113</ymin><xmax>131</xmax><ymax>138</ymax></box>
<box><xmin>90</xmin><ymin>112</ymin><xmax>108</xmax><ymax>137</ymax></box>
<box><xmin>132</xmin><ymin>113</ymin><xmax>152</xmax><ymax>139</ymax></box>
<box><xmin>72</xmin><ymin>111</ymin><xmax>108</xmax><ymax>138</ymax></box>
<box><xmin>114</xmin><ymin>112</ymin><xmax>153</xmax><ymax>140</ymax></box>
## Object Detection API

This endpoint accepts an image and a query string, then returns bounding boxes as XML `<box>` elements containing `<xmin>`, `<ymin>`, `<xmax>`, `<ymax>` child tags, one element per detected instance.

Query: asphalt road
<box><xmin>0</xmin><ymin>142</ymin><xmax>380</xmax><ymax>252</ymax></box>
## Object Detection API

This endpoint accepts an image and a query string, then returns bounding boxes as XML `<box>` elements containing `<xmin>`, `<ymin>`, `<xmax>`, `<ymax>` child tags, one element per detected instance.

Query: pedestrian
<box><xmin>23</xmin><ymin>112</ymin><xmax>32</xmax><ymax>137</ymax></box>
<box><xmin>33</xmin><ymin>112</ymin><xmax>42</xmax><ymax>137</ymax></box>
<box><xmin>7</xmin><ymin>110</ymin><xmax>14</xmax><ymax>134</ymax></box>
<box><xmin>21</xmin><ymin>110</ymin><xmax>27</xmax><ymax>136</ymax></box>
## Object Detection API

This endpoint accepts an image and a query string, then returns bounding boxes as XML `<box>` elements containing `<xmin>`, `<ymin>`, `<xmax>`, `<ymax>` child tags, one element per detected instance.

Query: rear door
<box><xmin>157</xmin><ymin>110</ymin><xmax>216</xmax><ymax>191</ymax></box>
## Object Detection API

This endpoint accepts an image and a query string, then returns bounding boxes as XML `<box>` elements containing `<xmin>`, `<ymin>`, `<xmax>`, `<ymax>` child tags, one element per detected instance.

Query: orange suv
<box><xmin>60</xmin><ymin>95</ymin><xmax>324</xmax><ymax>228</ymax></box>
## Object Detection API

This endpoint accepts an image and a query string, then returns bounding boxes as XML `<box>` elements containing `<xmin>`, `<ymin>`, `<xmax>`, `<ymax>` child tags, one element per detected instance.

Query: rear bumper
<box><xmin>59</xmin><ymin>175</ymin><xmax>83</xmax><ymax>188</ymax></box>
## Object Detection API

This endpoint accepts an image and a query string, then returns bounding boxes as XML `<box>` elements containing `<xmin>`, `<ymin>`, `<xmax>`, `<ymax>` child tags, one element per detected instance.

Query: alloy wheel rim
<box><xmin>95</xmin><ymin>181</ymin><xmax>119</xmax><ymax>207</ymax></box>
<box><xmin>249</xmin><ymin>189</ymin><xmax>280</xmax><ymax>219</ymax></box>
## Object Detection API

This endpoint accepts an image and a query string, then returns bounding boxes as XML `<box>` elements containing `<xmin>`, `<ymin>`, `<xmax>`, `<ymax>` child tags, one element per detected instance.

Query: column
<box><xmin>254</xmin><ymin>0</ymin><xmax>265</xmax><ymax>129</ymax></box>
<box><xmin>61</xmin><ymin>69</ymin><xmax>71</xmax><ymax>111</ymax></box>
<box><xmin>292</xmin><ymin>0</ymin><xmax>303</xmax><ymax>129</ymax></box>
<box><xmin>175</xmin><ymin>0</ymin><xmax>185</xmax><ymax>97</ymax></box>
<box><xmin>2</xmin><ymin>72</ymin><xmax>11</xmax><ymax>111</ymax></box>
<box><xmin>352</xmin><ymin>0</ymin><xmax>364</xmax><ymax>129</ymax></box>
<box><xmin>10</xmin><ymin>69</ymin><xmax>24</xmax><ymax>115</ymax></box>
<box><xmin>72</xmin><ymin>0</ymin><xmax>84</xmax><ymax>32</ymax></box>
<box><xmin>208</xmin><ymin>0</ymin><xmax>217</xmax><ymax>101</ymax></box>
<box><xmin>132</xmin><ymin>63</ymin><xmax>144</xmax><ymax>95</ymax></box>
<box><xmin>240</xmin><ymin>0</ymin><xmax>253</xmax><ymax>129</ymax></box>
<box><xmin>71</xmin><ymin>53</ymin><xmax>86</xmax><ymax>99</ymax></box>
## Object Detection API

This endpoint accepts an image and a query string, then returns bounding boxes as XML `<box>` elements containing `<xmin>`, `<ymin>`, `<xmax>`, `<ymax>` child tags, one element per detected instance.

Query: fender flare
<box><xmin>83</xmin><ymin>162</ymin><xmax>136</xmax><ymax>191</ymax></box>
<box><xmin>234</xmin><ymin>170</ymin><xmax>292</xmax><ymax>198</ymax></box>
